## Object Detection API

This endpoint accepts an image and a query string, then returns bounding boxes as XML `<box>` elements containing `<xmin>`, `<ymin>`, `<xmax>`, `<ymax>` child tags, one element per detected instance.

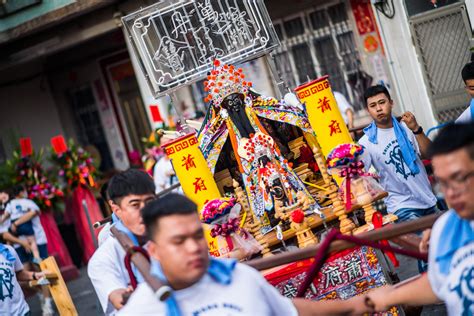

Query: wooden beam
<box><xmin>247</xmin><ymin>213</ymin><xmax>440</xmax><ymax>271</ymax></box>
<box><xmin>110</xmin><ymin>227</ymin><xmax>172</xmax><ymax>301</ymax></box>
<box><xmin>40</xmin><ymin>257</ymin><xmax>78</xmax><ymax>316</ymax></box>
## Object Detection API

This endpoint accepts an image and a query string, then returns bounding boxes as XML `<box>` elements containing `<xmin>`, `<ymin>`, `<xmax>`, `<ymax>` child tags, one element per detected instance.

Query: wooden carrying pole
<box><xmin>247</xmin><ymin>213</ymin><xmax>440</xmax><ymax>271</ymax></box>
<box><xmin>39</xmin><ymin>257</ymin><xmax>78</xmax><ymax>316</ymax></box>
<box><xmin>109</xmin><ymin>226</ymin><xmax>172</xmax><ymax>301</ymax></box>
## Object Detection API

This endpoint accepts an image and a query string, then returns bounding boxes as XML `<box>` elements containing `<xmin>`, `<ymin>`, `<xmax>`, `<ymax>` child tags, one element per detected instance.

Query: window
<box><xmin>0</xmin><ymin>0</ymin><xmax>41</xmax><ymax>17</ymax></box>
<box><xmin>273</xmin><ymin>2</ymin><xmax>362</xmax><ymax>108</ymax></box>
<box><xmin>67</xmin><ymin>85</ymin><xmax>114</xmax><ymax>171</ymax></box>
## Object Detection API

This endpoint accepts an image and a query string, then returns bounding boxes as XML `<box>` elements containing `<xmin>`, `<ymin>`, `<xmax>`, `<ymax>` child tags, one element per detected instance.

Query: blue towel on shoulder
<box><xmin>363</xmin><ymin>115</ymin><xmax>420</xmax><ymax>175</ymax></box>
<box><xmin>150</xmin><ymin>258</ymin><xmax>237</xmax><ymax>316</ymax></box>
<box><xmin>0</xmin><ymin>244</ymin><xmax>15</xmax><ymax>263</ymax></box>
<box><xmin>435</xmin><ymin>211</ymin><xmax>474</xmax><ymax>275</ymax></box>
<box><xmin>470</xmin><ymin>99</ymin><xmax>474</xmax><ymax>121</ymax></box>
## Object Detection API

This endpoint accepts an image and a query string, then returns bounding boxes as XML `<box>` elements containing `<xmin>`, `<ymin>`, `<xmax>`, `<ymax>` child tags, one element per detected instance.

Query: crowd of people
<box><xmin>1</xmin><ymin>61</ymin><xmax>473</xmax><ymax>315</ymax></box>
<box><xmin>0</xmin><ymin>185</ymin><xmax>53</xmax><ymax>316</ymax></box>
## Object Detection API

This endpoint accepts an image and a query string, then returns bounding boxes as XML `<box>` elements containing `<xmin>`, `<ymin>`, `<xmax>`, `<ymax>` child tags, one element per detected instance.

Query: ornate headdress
<box><xmin>204</xmin><ymin>59</ymin><xmax>253</xmax><ymax>105</ymax></box>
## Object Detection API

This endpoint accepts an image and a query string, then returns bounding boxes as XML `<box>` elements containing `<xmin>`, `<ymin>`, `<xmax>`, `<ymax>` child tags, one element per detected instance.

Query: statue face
<box><xmin>222</xmin><ymin>93</ymin><xmax>245</xmax><ymax>112</ymax></box>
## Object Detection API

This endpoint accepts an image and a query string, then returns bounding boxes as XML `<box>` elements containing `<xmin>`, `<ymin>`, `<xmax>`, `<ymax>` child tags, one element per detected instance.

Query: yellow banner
<box><xmin>295</xmin><ymin>76</ymin><xmax>353</xmax><ymax>158</ymax></box>
<box><xmin>163</xmin><ymin>133</ymin><xmax>221</xmax><ymax>256</ymax></box>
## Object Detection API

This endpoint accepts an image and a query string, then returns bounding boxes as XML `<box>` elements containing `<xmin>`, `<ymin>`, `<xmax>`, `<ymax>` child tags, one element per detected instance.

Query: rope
<box><xmin>296</xmin><ymin>228</ymin><xmax>427</xmax><ymax>297</ymax></box>
<box><xmin>124</xmin><ymin>246</ymin><xmax>151</xmax><ymax>289</ymax></box>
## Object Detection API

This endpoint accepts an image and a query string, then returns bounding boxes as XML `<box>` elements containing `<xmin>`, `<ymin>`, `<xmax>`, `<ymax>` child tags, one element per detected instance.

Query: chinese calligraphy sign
<box><xmin>162</xmin><ymin>133</ymin><xmax>222</xmax><ymax>256</ymax></box>
<box><xmin>122</xmin><ymin>0</ymin><xmax>279</xmax><ymax>97</ymax></box>
<box><xmin>318</xmin><ymin>97</ymin><xmax>332</xmax><ymax>113</ymax></box>
<box><xmin>264</xmin><ymin>247</ymin><xmax>400</xmax><ymax>315</ymax></box>
<box><xmin>182</xmin><ymin>154</ymin><xmax>196</xmax><ymax>170</ymax></box>
<box><xmin>295</xmin><ymin>76</ymin><xmax>353</xmax><ymax>159</ymax></box>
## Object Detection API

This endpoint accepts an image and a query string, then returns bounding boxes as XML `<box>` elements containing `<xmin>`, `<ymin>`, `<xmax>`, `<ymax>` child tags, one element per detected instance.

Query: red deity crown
<box><xmin>203</xmin><ymin>59</ymin><xmax>252</xmax><ymax>106</ymax></box>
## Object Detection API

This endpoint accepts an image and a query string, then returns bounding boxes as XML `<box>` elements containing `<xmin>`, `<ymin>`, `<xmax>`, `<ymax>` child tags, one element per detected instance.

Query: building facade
<box><xmin>0</xmin><ymin>0</ymin><xmax>472</xmax><ymax>170</ymax></box>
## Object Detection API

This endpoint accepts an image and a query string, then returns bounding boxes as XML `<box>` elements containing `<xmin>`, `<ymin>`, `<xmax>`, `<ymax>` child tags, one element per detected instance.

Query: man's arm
<box><xmin>401</xmin><ymin>111</ymin><xmax>432</xmax><ymax>158</ymax></box>
<box><xmin>1</xmin><ymin>232</ymin><xmax>31</xmax><ymax>251</ymax></box>
<box><xmin>88</xmin><ymin>245</ymin><xmax>131</xmax><ymax>312</ymax></box>
<box><xmin>16</xmin><ymin>269</ymin><xmax>46</xmax><ymax>282</ymax></box>
<box><xmin>293</xmin><ymin>295</ymin><xmax>371</xmax><ymax>316</ymax></box>
<box><xmin>366</xmin><ymin>274</ymin><xmax>441</xmax><ymax>312</ymax></box>
<box><xmin>109</xmin><ymin>287</ymin><xmax>133</xmax><ymax>309</ymax></box>
<box><xmin>0</xmin><ymin>212</ymin><xmax>10</xmax><ymax>224</ymax></box>
<box><xmin>345</xmin><ymin>108</ymin><xmax>355</xmax><ymax>129</ymax></box>
<box><xmin>12</xmin><ymin>210</ymin><xmax>37</xmax><ymax>226</ymax></box>
<box><xmin>10</xmin><ymin>210</ymin><xmax>37</xmax><ymax>234</ymax></box>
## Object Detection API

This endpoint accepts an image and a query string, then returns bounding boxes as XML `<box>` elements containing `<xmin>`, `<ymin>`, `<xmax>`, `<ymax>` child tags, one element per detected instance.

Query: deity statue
<box><xmin>198</xmin><ymin>60</ymin><xmax>321</xmax><ymax>234</ymax></box>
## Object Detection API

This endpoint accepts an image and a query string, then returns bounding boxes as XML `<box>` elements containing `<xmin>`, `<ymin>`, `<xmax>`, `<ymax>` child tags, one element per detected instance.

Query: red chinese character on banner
<box><xmin>181</xmin><ymin>154</ymin><xmax>196</xmax><ymax>170</ymax></box>
<box><xmin>193</xmin><ymin>177</ymin><xmax>207</xmax><ymax>193</ymax></box>
<box><xmin>329</xmin><ymin>120</ymin><xmax>342</xmax><ymax>136</ymax></box>
<box><xmin>318</xmin><ymin>97</ymin><xmax>332</xmax><ymax>113</ymax></box>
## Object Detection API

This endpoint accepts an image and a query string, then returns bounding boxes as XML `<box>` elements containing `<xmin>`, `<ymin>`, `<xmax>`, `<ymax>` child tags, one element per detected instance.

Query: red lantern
<box><xmin>51</xmin><ymin>135</ymin><xmax>68</xmax><ymax>155</ymax></box>
<box><xmin>19</xmin><ymin>138</ymin><xmax>33</xmax><ymax>157</ymax></box>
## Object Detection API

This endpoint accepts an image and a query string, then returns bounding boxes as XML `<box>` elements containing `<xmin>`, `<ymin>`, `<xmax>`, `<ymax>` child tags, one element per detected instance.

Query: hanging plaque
<box><xmin>122</xmin><ymin>0</ymin><xmax>280</xmax><ymax>97</ymax></box>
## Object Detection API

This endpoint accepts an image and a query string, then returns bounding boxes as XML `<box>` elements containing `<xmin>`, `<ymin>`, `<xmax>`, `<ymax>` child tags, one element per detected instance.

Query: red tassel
<box><xmin>20</xmin><ymin>138</ymin><xmax>33</xmax><ymax>157</ymax></box>
<box><xmin>51</xmin><ymin>135</ymin><xmax>68</xmax><ymax>155</ymax></box>
<box><xmin>372</xmin><ymin>212</ymin><xmax>399</xmax><ymax>267</ymax></box>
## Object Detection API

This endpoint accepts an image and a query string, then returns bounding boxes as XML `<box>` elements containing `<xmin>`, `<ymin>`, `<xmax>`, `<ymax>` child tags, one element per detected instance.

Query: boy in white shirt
<box><xmin>356</xmin><ymin>123</ymin><xmax>474</xmax><ymax>315</ymax></box>
<box><xmin>455</xmin><ymin>62</ymin><xmax>474</xmax><ymax>124</ymax></box>
<box><xmin>88</xmin><ymin>169</ymin><xmax>155</xmax><ymax>315</ymax></box>
<box><xmin>0</xmin><ymin>190</ymin><xmax>31</xmax><ymax>251</ymax></box>
<box><xmin>359</xmin><ymin>85</ymin><xmax>437</xmax><ymax>222</ymax></box>
<box><xmin>0</xmin><ymin>242</ymin><xmax>47</xmax><ymax>316</ymax></box>
<box><xmin>1</xmin><ymin>186</ymin><xmax>42</xmax><ymax>264</ymax></box>
<box><xmin>118</xmin><ymin>194</ymin><xmax>367</xmax><ymax>316</ymax></box>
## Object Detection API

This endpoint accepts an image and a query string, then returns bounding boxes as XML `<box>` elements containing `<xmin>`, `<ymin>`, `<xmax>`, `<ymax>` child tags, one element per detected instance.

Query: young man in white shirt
<box><xmin>0</xmin><ymin>242</ymin><xmax>47</xmax><ymax>316</ymax></box>
<box><xmin>334</xmin><ymin>91</ymin><xmax>355</xmax><ymax>130</ymax></box>
<box><xmin>118</xmin><ymin>194</ymin><xmax>367</xmax><ymax>316</ymax></box>
<box><xmin>455</xmin><ymin>62</ymin><xmax>474</xmax><ymax>124</ymax></box>
<box><xmin>358</xmin><ymin>123</ymin><xmax>474</xmax><ymax>315</ymax></box>
<box><xmin>359</xmin><ymin>85</ymin><xmax>437</xmax><ymax>223</ymax></box>
<box><xmin>88</xmin><ymin>169</ymin><xmax>155</xmax><ymax>315</ymax></box>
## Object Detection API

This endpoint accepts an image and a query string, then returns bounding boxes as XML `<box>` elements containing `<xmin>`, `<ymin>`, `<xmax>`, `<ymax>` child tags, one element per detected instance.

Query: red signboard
<box><xmin>264</xmin><ymin>246</ymin><xmax>400</xmax><ymax>315</ymax></box>
<box><xmin>350</xmin><ymin>0</ymin><xmax>376</xmax><ymax>35</ymax></box>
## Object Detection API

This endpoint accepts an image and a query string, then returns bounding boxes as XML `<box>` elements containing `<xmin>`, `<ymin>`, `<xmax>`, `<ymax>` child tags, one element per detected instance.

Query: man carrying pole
<box><xmin>356</xmin><ymin>123</ymin><xmax>474</xmax><ymax>315</ymax></box>
<box><xmin>88</xmin><ymin>169</ymin><xmax>155</xmax><ymax>315</ymax></box>
<box><xmin>117</xmin><ymin>193</ymin><xmax>369</xmax><ymax>316</ymax></box>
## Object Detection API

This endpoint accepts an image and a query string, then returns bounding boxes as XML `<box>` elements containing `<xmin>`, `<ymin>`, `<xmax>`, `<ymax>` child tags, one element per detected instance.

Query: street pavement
<box><xmin>26</xmin><ymin>256</ymin><xmax>447</xmax><ymax>315</ymax></box>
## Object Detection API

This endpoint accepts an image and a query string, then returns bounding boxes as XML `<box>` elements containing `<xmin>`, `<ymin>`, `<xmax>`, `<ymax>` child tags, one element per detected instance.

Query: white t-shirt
<box><xmin>455</xmin><ymin>105</ymin><xmax>472</xmax><ymax>124</ymax></box>
<box><xmin>5</xmin><ymin>198</ymin><xmax>38</xmax><ymax>221</ymax></box>
<box><xmin>0</xmin><ymin>217</ymin><xmax>10</xmax><ymax>234</ymax></box>
<box><xmin>6</xmin><ymin>199</ymin><xmax>47</xmax><ymax>246</ymax></box>
<box><xmin>334</xmin><ymin>91</ymin><xmax>354</xmax><ymax>125</ymax></box>
<box><xmin>117</xmin><ymin>263</ymin><xmax>298</xmax><ymax>316</ymax></box>
<box><xmin>97</xmin><ymin>222</ymin><xmax>112</xmax><ymax>247</ymax></box>
<box><xmin>359</xmin><ymin>122</ymin><xmax>437</xmax><ymax>213</ymax></box>
<box><xmin>0</xmin><ymin>244</ymin><xmax>30</xmax><ymax>316</ymax></box>
<box><xmin>427</xmin><ymin>210</ymin><xmax>474</xmax><ymax>316</ymax></box>
<box><xmin>88</xmin><ymin>233</ymin><xmax>130</xmax><ymax>315</ymax></box>
<box><xmin>153</xmin><ymin>157</ymin><xmax>179</xmax><ymax>194</ymax></box>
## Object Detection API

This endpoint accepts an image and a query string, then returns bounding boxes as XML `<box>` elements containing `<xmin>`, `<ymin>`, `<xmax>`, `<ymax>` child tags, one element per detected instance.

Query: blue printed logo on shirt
<box><xmin>0</xmin><ymin>267</ymin><xmax>14</xmax><ymax>301</ymax></box>
<box><xmin>450</xmin><ymin>266</ymin><xmax>474</xmax><ymax>316</ymax></box>
<box><xmin>384</xmin><ymin>144</ymin><xmax>415</xmax><ymax>180</ymax></box>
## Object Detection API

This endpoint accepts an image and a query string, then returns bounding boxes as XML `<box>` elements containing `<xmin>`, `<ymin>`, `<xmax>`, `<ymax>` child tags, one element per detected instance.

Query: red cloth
<box><xmin>71</xmin><ymin>185</ymin><xmax>103</xmax><ymax>263</ymax></box>
<box><xmin>372</xmin><ymin>212</ymin><xmax>399</xmax><ymax>267</ymax></box>
<box><xmin>39</xmin><ymin>211</ymin><xmax>74</xmax><ymax>267</ymax></box>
